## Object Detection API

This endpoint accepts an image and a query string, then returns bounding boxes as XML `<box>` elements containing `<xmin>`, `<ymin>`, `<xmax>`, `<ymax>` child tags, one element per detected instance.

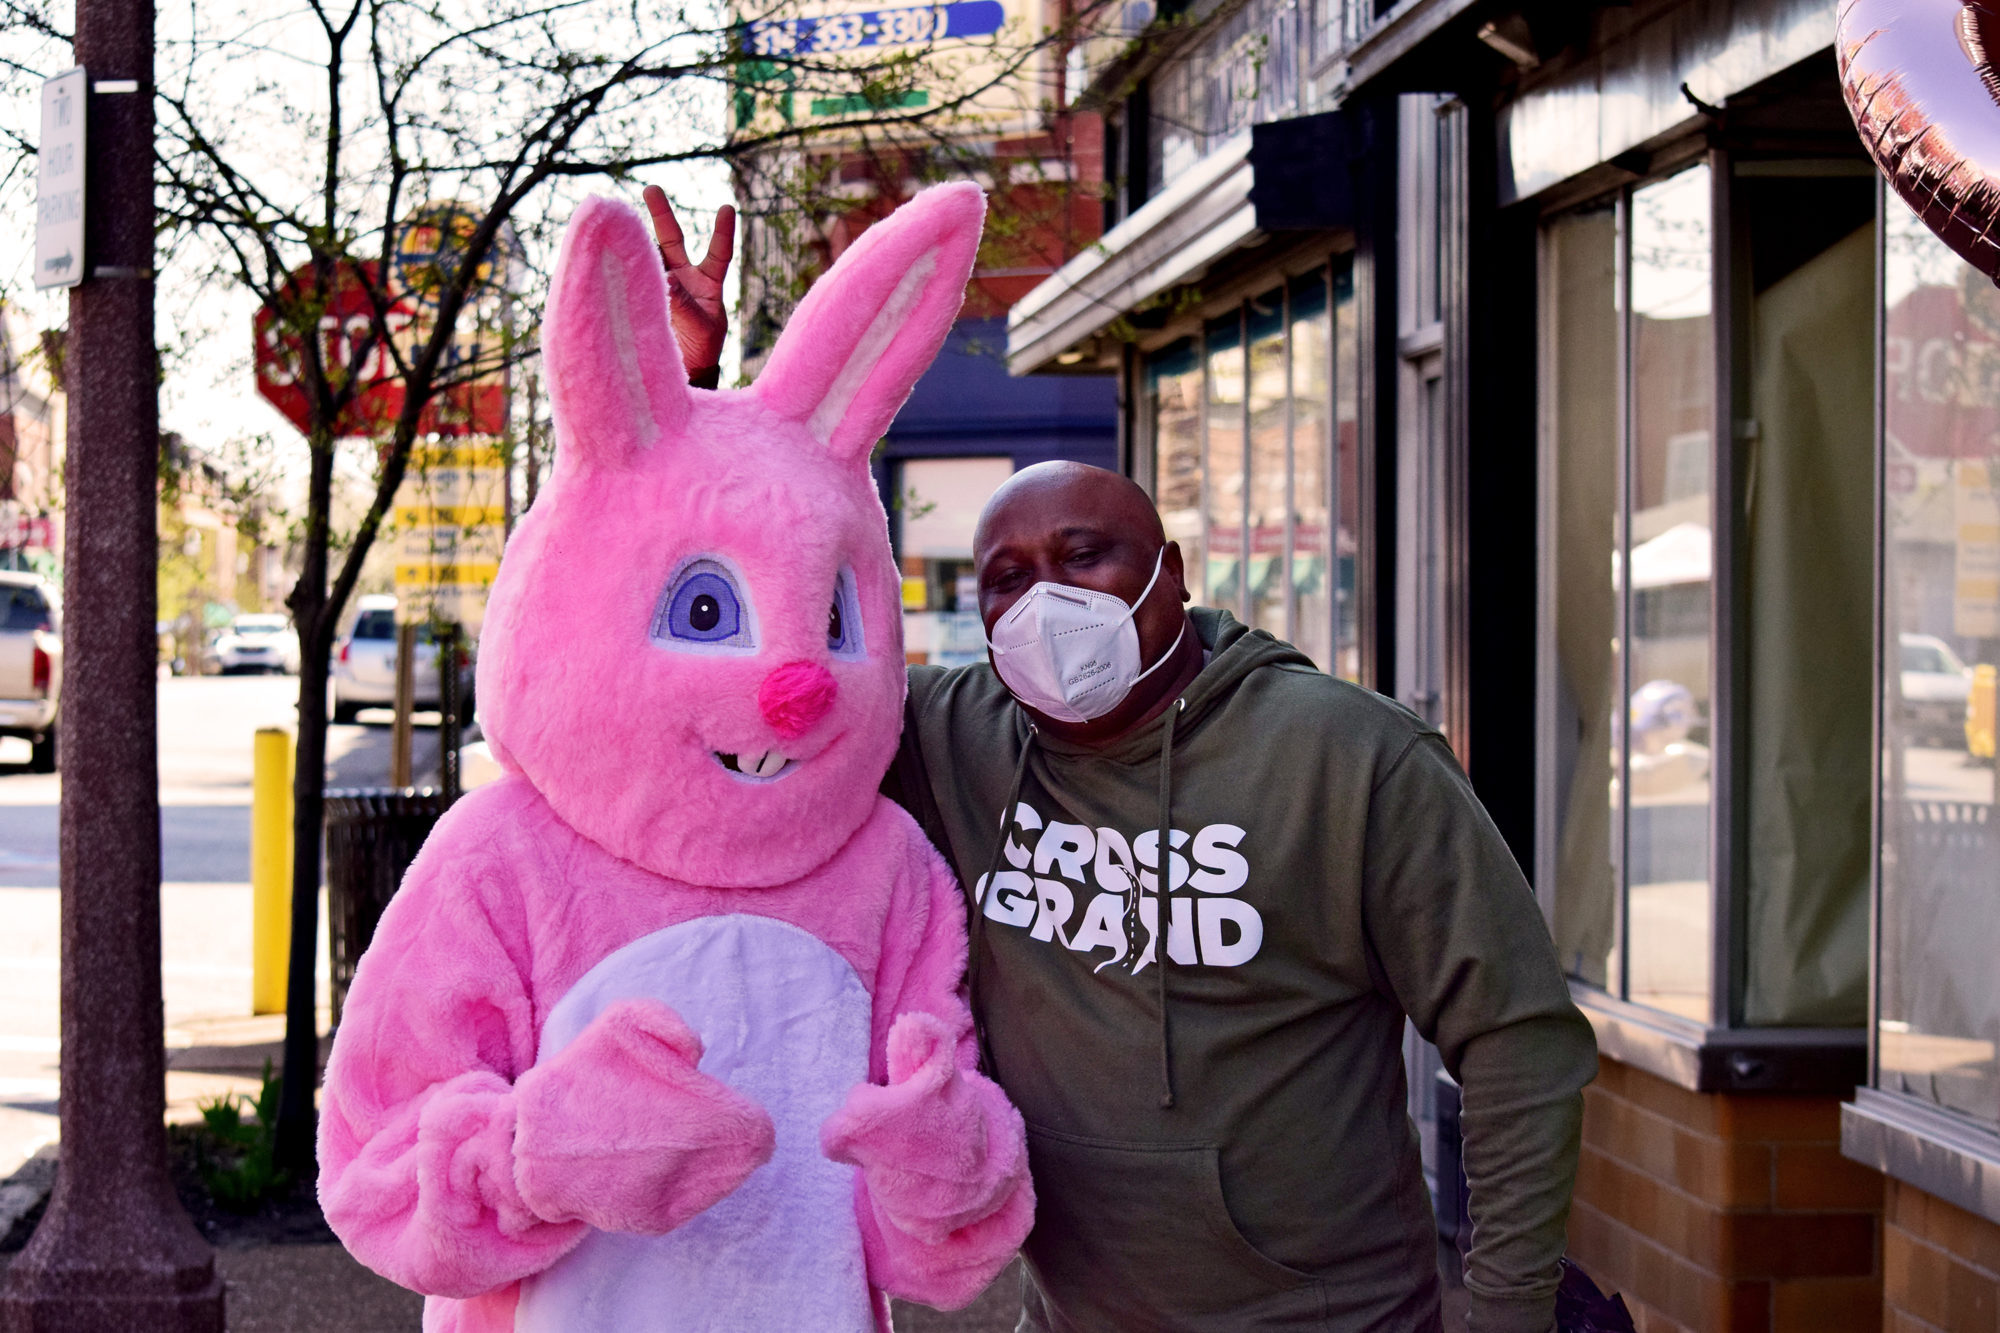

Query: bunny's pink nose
<box><xmin>759</xmin><ymin>661</ymin><xmax>838</xmax><ymax>739</ymax></box>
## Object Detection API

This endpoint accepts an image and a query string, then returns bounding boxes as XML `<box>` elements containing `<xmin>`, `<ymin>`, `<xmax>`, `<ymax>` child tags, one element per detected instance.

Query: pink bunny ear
<box><xmin>756</xmin><ymin>182</ymin><xmax>986</xmax><ymax>463</ymax></box>
<box><xmin>543</xmin><ymin>195</ymin><xmax>690</xmax><ymax>471</ymax></box>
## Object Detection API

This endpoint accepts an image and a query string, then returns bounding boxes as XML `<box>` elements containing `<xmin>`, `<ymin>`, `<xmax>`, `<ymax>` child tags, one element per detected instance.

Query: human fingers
<box><xmin>643</xmin><ymin>184</ymin><xmax>692</xmax><ymax>270</ymax></box>
<box><xmin>698</xmin><ymin>204</ymin><xmax>736</xmax><ymax>281</ymax></box>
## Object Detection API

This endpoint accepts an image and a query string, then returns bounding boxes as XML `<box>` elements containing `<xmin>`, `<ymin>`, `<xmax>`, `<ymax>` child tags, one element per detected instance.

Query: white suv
<box><xmin>0</xmin><ymin>571</ymin><xmax>61</xmax><ymax>771</ymax></box>
<box><xmin>330</xmin><ymin>594</ymin><xmax>472</xmax><ymax>725</ymax></box>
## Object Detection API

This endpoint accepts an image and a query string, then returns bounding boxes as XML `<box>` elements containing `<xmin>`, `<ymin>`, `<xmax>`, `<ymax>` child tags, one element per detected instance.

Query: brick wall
<box><xmin>1884</xmin><ymin>1177</ymin><xmax>2000</xmax><ymax>1331</ymax></box>
<box><xmin>1566</xmin><ymin>1056</ymin><xmax>1884</xmax><ymax>1333</ymax></box>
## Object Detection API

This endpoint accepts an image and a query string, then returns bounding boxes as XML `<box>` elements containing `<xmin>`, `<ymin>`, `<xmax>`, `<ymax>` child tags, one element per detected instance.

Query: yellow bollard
<box><xmin>1970</xmin><ymin>664</ymin><xmax>1997</xmax><ymax>762</ymax></box>
<box><xmin>252</xmin><ymin>727</ymin><xmax>295</xmax><ymax>1015</ymax></box>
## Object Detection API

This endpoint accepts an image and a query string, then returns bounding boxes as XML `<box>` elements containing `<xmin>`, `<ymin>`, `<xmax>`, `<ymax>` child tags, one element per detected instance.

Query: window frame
<box><xmin>1534</xmin><ymin>145</ymin><xmax>1870</xmax><ymax>1092</ymax></box>
<box><xmin>1844</xmin><ymin>173</ymin><xmax>2000</xmax><ymax>1222</ymax></box>
<box><xmin>1130</xmin><ymin>251</ymin><xmax>1366</xmax><ymax>682</ymax></box>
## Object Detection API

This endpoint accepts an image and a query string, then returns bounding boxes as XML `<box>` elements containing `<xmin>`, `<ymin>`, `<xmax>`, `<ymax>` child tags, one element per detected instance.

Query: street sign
<box><xmin>34</xmin><ymin>68</ymin><xmax>85</xmax><ymax>290</ymax></box>
<box><xmin>392</xmin><ymin>442</ymin><xmax>507</xmax><ymax>632</ymax></box>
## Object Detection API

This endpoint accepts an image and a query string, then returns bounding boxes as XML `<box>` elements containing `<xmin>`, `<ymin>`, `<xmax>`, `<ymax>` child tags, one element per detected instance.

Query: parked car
<box><xmin>0</xmin><ymin>571</ymin><xmax>62</xmax><ymax>771</ymax></box>
<box><xmin>330</xmin><ymin>594</ymin><xmax>474</xmax><ymax>725</ymax></box>
<box><xmin>1900</xmin><ymin>631</ymin><xmax>1974</xmax><ymax>747</ymax></box>
<box><xmin>212</xmin><ymin>613</ymin><xmax>301</xmax><ymax>675</ymax></box>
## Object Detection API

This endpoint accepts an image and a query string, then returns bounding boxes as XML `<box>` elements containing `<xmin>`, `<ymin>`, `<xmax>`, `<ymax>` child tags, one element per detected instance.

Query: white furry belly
<box><xmin>514</xmin><ymin>914</ymin><xmax>875</xmax><ymax>1333</ymax></box>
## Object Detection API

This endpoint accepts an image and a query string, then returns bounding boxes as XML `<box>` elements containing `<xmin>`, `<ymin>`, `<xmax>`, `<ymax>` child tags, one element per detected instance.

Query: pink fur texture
<box><xmin>317</xmin><ymin>183</ymin><xmax>1032</xmax><ymax>1332</ymax></box>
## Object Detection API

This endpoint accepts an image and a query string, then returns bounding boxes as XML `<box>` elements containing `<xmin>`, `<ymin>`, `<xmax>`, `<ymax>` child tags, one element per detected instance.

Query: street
<box><xmin>0</xmin><ymin>672</ymin><xmax>1027</xmax><ymax>1330</ymax></box>
<box><xmin>0</xmin><ymin>673</ymin><xmax>451</xmax><ymax>1183</ymax></box>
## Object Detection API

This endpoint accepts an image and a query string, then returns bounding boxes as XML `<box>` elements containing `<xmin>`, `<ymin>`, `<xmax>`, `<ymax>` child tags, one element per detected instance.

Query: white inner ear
<box><xmin>806</xmin><ymin>249</ymin><xmax>939</xmax><ymax>445</ymax></box>
<box><xmin>600</xmin><ymin>248</ymin><xmax>660</xmax><ymax>448</ymax></box>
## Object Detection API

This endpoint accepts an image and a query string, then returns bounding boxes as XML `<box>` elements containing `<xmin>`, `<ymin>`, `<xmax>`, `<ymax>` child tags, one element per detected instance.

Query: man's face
<box><xmin>972</xmin><ymin>466</ymin><xmax>1190</xmax><ymax>702</ymax></box>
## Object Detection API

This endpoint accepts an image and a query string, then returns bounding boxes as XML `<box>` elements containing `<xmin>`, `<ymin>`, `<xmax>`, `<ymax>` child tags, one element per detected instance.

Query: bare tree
<box><xmin>2</xmin><ymin>0</ymin><xmax>1113</xmax><ymax>1163</ymax></box>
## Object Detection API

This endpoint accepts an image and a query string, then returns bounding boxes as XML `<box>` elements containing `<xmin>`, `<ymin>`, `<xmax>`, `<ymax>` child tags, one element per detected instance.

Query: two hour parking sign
<box><xmin>35</xmin><ymin>68</ymin><xmax>85</xmax><ymax>290</ymax></box>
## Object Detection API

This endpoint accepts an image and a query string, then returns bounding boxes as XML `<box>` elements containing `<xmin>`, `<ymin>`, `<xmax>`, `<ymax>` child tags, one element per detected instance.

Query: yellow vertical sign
<box><xmin>1956</xmin><ymin>459</ymin><xmax>2000</xmax><ymax>639</ymax></box>
<box><xmin>393</xmin><ymin>441</ymin><xmax>508</xmax><ymax>631</ymax></box>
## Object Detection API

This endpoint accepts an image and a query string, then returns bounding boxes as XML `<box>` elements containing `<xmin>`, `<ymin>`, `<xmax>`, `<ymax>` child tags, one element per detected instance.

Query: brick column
<box><xmin>1566</xmin><ymin>1056</ymin><xmax>1883</xmax><ymax>1333</ymax></box>
<box><xmin>1883</xmin><ymin>1177</ymin><xmax>2000</xmax><ymax>1331</ymax></box>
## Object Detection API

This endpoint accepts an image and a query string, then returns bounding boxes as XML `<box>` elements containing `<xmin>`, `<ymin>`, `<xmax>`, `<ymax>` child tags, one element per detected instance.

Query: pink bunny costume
<box><xmin>317</xmin><ymin>183</ymin><xmax>1033</xmax><ymax>1332</ymax></box>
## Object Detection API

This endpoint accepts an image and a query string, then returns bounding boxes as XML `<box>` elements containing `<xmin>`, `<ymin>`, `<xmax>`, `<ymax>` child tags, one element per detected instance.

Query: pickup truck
<box><xmin>0</xmin><ymin>571</ymin><xmax>62</xmax><ymax>771</ymax></box>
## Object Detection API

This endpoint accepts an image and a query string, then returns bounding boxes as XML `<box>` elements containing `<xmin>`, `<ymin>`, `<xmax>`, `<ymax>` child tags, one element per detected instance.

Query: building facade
<box><xmin>0</xmin><ymin>301</ymin><xmax>64</xmax><ymax>577</ymax></box>
<box><xmin>1010</xmin><ymin>0</ymin><xmax>2000</xmax><ymax>1328</ymax></box>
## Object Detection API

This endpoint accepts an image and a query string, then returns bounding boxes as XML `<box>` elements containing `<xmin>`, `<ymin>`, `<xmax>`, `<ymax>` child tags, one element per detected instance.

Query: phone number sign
<box><xmin>744</xmin><ymin>0</ymin><xmax>1004</xmax><ymax>56</ymax></box>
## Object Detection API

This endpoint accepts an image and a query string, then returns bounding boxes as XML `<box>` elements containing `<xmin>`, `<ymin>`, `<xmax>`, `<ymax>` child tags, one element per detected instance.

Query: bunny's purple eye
<box><xmin>827</xmin><ymin>567</ymin><xmax>864</xmax><ymax>659</ymax></box>
<box><xmin>652</xmin><ymin>556</ymin><xmax>758</xmax><ymax>655</ymax></box>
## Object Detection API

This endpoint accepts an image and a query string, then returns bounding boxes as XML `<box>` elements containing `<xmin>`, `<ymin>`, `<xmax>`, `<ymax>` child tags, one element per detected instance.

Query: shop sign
<box><xmin>0</xmin><ymin>509</ymin><xmax>53</xmax><ymax>549</ymax></box>
<box><xmin>1955</xmin><ymin>459</ymin><xmax>2000</xmax><ymax>639</ymax></box>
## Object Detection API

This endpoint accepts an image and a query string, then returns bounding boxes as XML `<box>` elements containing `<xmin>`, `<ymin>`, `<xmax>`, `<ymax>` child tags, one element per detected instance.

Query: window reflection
<box><xmin>1624</xmin><ymin>164</ymin><xmax>1714</xmax><ymax>1022</ymax></box>
<box><xmin>1139</xmin><ymin>260</ymin><xmax>1358</xmax><ymax>678</ymax></box>
<box><xmin>1148</xmin><ymin>339</ymin><xmax>1205</xmax><ymax>600</ymax></box>
<box><xmin>1544</xmin><ymin>205</ymin><xmax>1620</xmax><ymax>993</ymax></box>
<box><xmin>1292</xmin><ymin>274</ymin><xmax>1333</xmax><ymax>670</ymax></box>
<box><xmin>1334</xmin><ymin>267</ymin><xmax>1360</xmax><ymax>682</ymax></box>
<box><xmin>1879</xmin><ymin>194</ymin><xmax>2000</xmax><ymax>1123</ymax></box>
<box><xmin>1248</xmin><ymin>291</ymin><xmax>1289</xmax><ymax>637</ymax></box>
<box><xmin>1206</xmin><ymin>313</ymin><xmax>1246</xmax><ymax>610</ymax></box>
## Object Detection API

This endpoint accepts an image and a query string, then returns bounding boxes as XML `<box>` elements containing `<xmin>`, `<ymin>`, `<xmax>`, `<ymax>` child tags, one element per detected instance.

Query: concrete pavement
<box><xmin>0</xmin><ymin>674</ymin><xmax>449</xmax><ymax>1182</ymax></box>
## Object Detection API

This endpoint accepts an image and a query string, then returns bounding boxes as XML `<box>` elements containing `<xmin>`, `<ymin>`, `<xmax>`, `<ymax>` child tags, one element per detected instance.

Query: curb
<box><xmin>0</xmin><ymin>1144</ymin><xmax>57</xmax><ymax>1241</ymax></box>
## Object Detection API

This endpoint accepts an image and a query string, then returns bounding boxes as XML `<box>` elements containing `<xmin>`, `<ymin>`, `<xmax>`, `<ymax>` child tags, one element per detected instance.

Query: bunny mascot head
<box><xmin>317</xmin><ymin>182</ymin><xmax>1034</xmax><ymax>1333</ymax></box>
<box><xmin>479</xmin><ymin>183</ymin><xmax>985</xmax><ymax>887</ymax></box>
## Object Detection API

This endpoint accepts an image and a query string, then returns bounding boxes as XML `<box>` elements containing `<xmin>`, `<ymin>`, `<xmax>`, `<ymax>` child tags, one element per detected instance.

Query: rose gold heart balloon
<box><xmin>1840</xmin><ymin>0</ymin><xmax>2000</xmax><ymax>281</ymax></box>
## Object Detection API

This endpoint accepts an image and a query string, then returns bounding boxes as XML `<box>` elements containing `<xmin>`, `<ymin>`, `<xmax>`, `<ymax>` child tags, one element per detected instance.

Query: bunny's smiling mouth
<box><xmin>713</xmin><ymin>749</ymin><xmax>796</xmax><ymax>782</ymax></box>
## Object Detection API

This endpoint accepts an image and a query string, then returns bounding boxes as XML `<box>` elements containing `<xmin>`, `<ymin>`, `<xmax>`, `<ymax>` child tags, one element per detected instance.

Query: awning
<box><xmin>1006</xmin><ymin>110</ymin><xmax>1363</xmax><ymax>376</ymax></box>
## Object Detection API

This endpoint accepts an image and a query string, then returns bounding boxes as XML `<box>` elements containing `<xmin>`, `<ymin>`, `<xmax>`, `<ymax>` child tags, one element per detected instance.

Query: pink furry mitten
<box><xmin>514</xmin><ymin>998</ymin><xmax>774</xmax><ymax>1235</ymax></box>
<box><xmin>821</xmin><ymin>1011</ymin><xmax>1028</xmax><ymax>1244</ymax></box>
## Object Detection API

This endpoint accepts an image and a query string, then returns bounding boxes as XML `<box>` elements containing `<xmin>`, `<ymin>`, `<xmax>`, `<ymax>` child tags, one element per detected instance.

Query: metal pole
<box><xmin>0</xmin><ymin>0</ymin><xmax>224</xmax><ymax>1324</ymax></box>
<box><xmin>438</xmin><ymin>620</ymin><xmax>461</xmax><ymax>803</ymax></box>
<box><xmin>390</xmin><ymin>620</ymin><xmax>416</xmax><ymax>787</ymax></box>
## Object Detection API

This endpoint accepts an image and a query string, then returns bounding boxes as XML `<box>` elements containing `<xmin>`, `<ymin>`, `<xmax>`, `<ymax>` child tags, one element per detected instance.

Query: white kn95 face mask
<box><xmin>985</xmin><ymin>546</ymin><xmax>1186</xmax><ymax>724</ymax></box>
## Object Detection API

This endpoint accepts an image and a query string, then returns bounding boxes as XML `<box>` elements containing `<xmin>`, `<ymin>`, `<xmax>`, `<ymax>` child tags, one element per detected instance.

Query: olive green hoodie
<box><xmin>892</xmin><ymin>609</ymin><xmax>1595</xmax><ymax>1333</ymax></box>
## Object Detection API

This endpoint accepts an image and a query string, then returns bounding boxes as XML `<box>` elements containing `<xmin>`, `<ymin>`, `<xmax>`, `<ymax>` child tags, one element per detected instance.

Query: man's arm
<box><xmin>1361</xmin><ymin>732</ymin><xmax>1597</xmax><ymax>1333</ymax></box>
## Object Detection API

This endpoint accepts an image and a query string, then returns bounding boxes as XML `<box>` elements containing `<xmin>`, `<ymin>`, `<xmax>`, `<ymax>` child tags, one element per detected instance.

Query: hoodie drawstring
<box><xmin>1152</xmin><ymin>698</ymin><xmax>1183</xmax><ymax>1110</ymax></box>
<box><xmin>967</xmin><ymin>725</ymin><xmax>1037</xmax><ymax>1074</ymax></box>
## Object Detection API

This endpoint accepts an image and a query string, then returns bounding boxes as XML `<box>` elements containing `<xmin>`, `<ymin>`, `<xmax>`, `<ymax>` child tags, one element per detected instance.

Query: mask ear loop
<box><xmin>1123</xmin><ymin>546</ymin><xmax>1184</xmax><ymax>687</ymax></box>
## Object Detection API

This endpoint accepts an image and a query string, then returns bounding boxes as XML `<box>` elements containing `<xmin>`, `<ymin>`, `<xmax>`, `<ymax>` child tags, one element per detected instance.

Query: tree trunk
<box><xmin>274</xmin><ymin>431</ymin><xmax>338</xmax><ymax>1170</ymax></box>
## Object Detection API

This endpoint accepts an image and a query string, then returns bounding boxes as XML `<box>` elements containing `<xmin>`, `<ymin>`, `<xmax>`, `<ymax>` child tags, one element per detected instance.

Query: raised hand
<box><xmin>643</xmin><ymin>184</ymin><xmax>735</xmax><ymax>382</ymax></box>
<box><xmin>821</xmin><ymin>1011</ymin><xmax>1029</xmax><ymax>1245</ymax></box>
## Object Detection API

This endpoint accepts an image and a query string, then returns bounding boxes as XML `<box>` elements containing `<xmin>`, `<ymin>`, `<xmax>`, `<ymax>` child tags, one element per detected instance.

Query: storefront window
<box><xmin>1248</xmin><ymin>291</ymin><xmax>1289</xmax><ymax>637</ymax></box>
<box><xmin>1292</xmin><ymin>274</ymin><xmax>1333</xmax><ymax>669</ymax></box>
<box><xmin>1542</xmin><ymin>203</ymin><xmax>1619</xmax><ymax>994</ymax></box>
<box><xmin>1138</xmin><ymin>257</ymin><xmax>1360</xmax><ymax>678</ymax></box>
<box><xmin>1543</xmin><ymin>160</ymin><xmax>1882</xmax><ymax>1030</ymax></box>
<box><xmin>1878</xmin><ymin>193</ymin><xmax>2000</xmax><ymax>1122</ymax></box>
<box><xmin>1625</xmin><ymin>163</ymin><xmax>1713</xmax><ymax>1022</ymax></box>
<box><xmin>896</xmin><ymin>456</ymin><xmax>1013</xmax><ymax>667</ymax></box>
<box><xmin>1149</xmin><ymin>339</ymin><xmax>1205</xmax><ymax>593</ymax></box>
<box><xmin>1205</xmin><ymin>312</ymin><xmax>1246</xmax><ymax>610</ymax></box>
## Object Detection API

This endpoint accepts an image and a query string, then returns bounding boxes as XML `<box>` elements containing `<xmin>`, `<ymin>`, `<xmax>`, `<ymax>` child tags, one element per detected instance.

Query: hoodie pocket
<box><xmin>1021</xmin><ymin>1123</ymin><xmax>1328</xmax><ymax>1331</ymax></box>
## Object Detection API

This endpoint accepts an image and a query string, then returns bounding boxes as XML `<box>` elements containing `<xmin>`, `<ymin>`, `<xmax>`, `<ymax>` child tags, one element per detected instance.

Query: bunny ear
<box><xmin>756</xmin><ymin>182</ymin><xmax>986</xmax><ymax>464</ymax></box>
<box><xmin>543</xmin><ymin>195</ymin><xmax>689</xmax><ymax>472</ymax></box>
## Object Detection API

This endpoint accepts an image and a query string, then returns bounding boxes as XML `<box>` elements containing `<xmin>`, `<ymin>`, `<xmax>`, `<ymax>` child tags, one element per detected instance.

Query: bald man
<box><xmin>880</xmin><ymin>462</ymin><xmax>1594</xmax><ymax>1333</ymax></box>
<box><xmin>649</xmin><ymin>202</ymin><xmax>1594</xmax><ymax>1333</ymax></box>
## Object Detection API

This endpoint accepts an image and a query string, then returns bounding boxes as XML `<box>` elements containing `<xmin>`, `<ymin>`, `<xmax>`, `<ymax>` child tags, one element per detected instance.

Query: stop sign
<box><xmin>254</xmin><ymin>260</ymin><xmax>505</xmax><ymax>439</ymax></box>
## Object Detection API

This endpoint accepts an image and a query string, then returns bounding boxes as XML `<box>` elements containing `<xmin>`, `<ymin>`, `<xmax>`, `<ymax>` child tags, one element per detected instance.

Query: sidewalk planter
<box><xmin>324</xmin><ymin>788</ymin><xmax>448</xmax><ymax>1026</ymax></box>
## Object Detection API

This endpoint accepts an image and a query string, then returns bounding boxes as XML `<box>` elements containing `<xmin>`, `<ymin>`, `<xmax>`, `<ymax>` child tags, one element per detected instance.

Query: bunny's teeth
<box><xmin>749</xmin><ymin>751</ymin><xmax>787</xmax><ymax>778</ymax></box>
